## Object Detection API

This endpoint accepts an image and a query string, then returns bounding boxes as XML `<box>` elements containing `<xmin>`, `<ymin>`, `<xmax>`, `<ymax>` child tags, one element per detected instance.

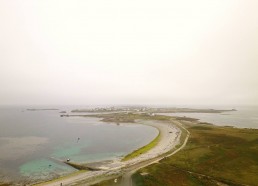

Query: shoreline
<box><xmin>1</xmin><ymin>107</ymin><xmax>257</xmax><ymax>186</ymax></box>
<box><xmin>32</xmin><ymin>112</ymin><xmax>258</xmax><ymax>186</ymax></box>
<box><xmin>132</xmin><ymin>119</ymin><xmax>258</xmax><ymax>185</ymax></box>
<box><xmin>95</xmin><ymin>120</ymin><xmax>180</xmax><ymax>170</ymax></box>
<box><xmin>35</xmin><ymin>118</ymin><xmax>181</xmax><ymax>186</ymax></box>
<box><xmin>122</xmin><ymin>126</ymin><xmax>161</xmax><ymax>161</ymax></box>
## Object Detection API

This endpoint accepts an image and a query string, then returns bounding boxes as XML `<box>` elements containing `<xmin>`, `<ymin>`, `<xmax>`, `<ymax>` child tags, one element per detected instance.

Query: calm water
<box><xmin>160</xmin><ymin>106</ymin><xmax>258</xmax><ymax>129</ymax></box>
<box><xmin>0</xmin><ymin>106</ymin><xmax>158</xmax><ymax>183</ymax></box>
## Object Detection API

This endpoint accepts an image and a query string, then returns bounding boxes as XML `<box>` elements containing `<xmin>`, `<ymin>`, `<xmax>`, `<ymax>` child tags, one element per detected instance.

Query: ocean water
<box><xmin>0</xmin><ymin>106</ymin><xmax>158</xmax><ymax>183</ymax></box>
<box><xmin>160</xmin><ymin>106</ymin><xmax>258</xmax><ymax>129</ymax></box>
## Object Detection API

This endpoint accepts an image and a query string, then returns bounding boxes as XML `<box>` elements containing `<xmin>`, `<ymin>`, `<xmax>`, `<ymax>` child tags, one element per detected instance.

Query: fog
<box><xmin>0</xmin><ymin>0</ymin><xmax>257</xmax><ymax>106</ymax></box>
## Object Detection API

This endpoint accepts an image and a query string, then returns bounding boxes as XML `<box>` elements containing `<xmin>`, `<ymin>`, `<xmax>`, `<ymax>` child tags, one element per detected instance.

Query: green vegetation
<box><xmin>88</xmin><ymin>112</ymin><xmax>176</xmax><ymax>123</ymax></box>
<box><xmin>91</xmin><ymin>176</ymin><xmax>122</xmax><ymax>186</ymax></box>
<box><xmin>72</xmin><ymin>112</ymin><xmax>258</xmax><ymax>186</ymax></box>
<box><xmin>133</xmin><ymin>122</ymin><xmax>258</xmax><ymax>186</ymax></box>
<box><xmin>89</xmin><ymin>113</ymin><xmax>173</xmax><ymax>161</ymax></box>
<box><xmin>88</xmin><ymin>113</ymin><xmax>193</xmax><ymax>161</ymax></box>
<box><xmin>122</xmin><ymin>130</ymin><xmax>161</xmax><ymax>161</ymax></box>
<box><xmin>132</xmin><ymin>173</ymin><xmax>145</xmax><ymax>186</ymax></box>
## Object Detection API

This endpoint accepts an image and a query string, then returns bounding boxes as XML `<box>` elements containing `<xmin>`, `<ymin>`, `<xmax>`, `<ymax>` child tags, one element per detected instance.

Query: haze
<box><xmin>0</xmin><ymin>0</ymin><xmax>257</xmax><ymax>106</ymax></box>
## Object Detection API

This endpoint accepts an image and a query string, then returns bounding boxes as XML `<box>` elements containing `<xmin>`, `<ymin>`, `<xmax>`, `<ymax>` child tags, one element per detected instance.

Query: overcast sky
<box><xmin>0</xmin><ymin>0</ymin><xmax>257</xmax><ymax>106</ymax></box>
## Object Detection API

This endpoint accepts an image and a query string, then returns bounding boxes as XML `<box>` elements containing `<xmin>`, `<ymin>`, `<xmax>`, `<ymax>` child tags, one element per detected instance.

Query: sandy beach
<box><xmin>37</xmin><ymin>119</ymin><xmax>181</xmax><ymax>186</ymax></box>
<box><xmin>97</xmin><ymin>120</ymin><xmax>181</xmax><ymax>170</ymax></box>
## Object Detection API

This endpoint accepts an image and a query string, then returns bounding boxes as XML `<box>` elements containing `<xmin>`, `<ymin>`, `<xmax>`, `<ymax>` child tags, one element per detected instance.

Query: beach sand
<box><xmin>38</xmin><ymin>120</ymin><xmax>181</xmax><ymax>186</ymax></box>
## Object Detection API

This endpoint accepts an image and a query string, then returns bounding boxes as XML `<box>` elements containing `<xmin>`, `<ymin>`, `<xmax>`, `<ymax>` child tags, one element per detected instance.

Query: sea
<box><xmin>159</xmin><ymin>105</ymin><xmax>258</xmax><ymax>129</ymax></box>
<box><xmin>0</xmin><ymin>106</ymin><xmax>158</xmax><ymax>183</ymax></box>
<box><xmin>0</xmin><ymin>105</ymin><xmax>257</xmax><ymax>184</ymax></box>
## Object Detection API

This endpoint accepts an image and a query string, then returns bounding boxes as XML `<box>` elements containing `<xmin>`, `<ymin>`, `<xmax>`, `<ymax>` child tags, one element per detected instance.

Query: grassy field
<box><xmin>91</xmin><ymin>176</ymin><xmax>122</xmax><ymax>186</ymax></box>
<box><xmin>133</xmin><ymin>121</ymin><xmax>258</xmax><ymax>186</ymax></box>
<box><xmin>67</xmin><ymin>113</ymin><xmax>258</xmax><ymax>186</ymax></box>
<box><xmin>88</xmin><ymin>112</ymin><xmax>173</xmax><ymax>123</ymax></box>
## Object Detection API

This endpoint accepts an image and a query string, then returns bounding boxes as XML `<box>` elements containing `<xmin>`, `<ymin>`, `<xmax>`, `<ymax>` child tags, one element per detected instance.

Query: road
<box><xmin>36</xmin><ymin>120</ymin><xmax>189</xmax><ymax>186</ymax></box>
<box><xmin>119</xmin><ymin>120</ymin><xmax>190</xmax><ymax>186</ymax></box>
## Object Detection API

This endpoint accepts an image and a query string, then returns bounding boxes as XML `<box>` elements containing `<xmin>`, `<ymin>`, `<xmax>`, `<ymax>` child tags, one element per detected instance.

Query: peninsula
<box><xmin>33</xmin><ymin>107</ymin><xmax>258</xmax><ymax>186</ymax></box>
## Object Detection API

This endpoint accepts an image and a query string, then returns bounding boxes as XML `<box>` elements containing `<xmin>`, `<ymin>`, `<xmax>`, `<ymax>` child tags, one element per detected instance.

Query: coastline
<box><xmin>35</xmin><ymin>118</ymin><xmax>182</xmax><ymax>186</ymax></box>
<box><xmin>1</xmin><ymin>107</ymin><xmax>256</xmax><ymax>186</ymax></box>
<box><xmin>132</xmin><ymin>119</ymin><xmax>258</xmax><ymax>186</ymax></box>
<box><xmin>122</xmin><ymin>127</ymin><xmax>161</xmax><ymax>161</ymax></box>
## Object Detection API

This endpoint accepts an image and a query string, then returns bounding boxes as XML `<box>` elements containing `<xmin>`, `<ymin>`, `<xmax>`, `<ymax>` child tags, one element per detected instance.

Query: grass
<box><xmin>132</xmin><ymin>173</ymin><xmax>146</xmax><ymax>186</ymax></box>
<box><xmin>35</xmin><ymin>113</ymin><xmax>178</xmax><ymax>186</ymax></box>
<box><xmin>91</xmin><ymin>113</ymin><xmax>176</xmax><ymax>161</ymax></box>
<box><xmin>87</xmin><ymin>113</ymin><xmax>173</xmax><ymax>161</ymax></box>
<box><xmin>88</xmin><ymin>112</ymin><xmax>173</xmax><ymax>123</ymax></box>
<box><xmin>133</xmin><ymin>122</ymin><xmax>258</xmax><ymax>186</ymax></box>
<box><xmin>91</xmin><ymin>176</ymin><xmax>122</xmax><ymax>186</ymax></box>
<box><xmin>87</xmin><ymin>113</ymin><xmax>191</xmax><ymax>162</ymax></box>
<box><xmin>56</xmin><ymin>112</ymin><xmax>258</xmax><ymax>186</ymax></box>
<box><xmin>122</xmin><ymin>130</ymin><xmax>161</xmax><ymax>161</ymax></box>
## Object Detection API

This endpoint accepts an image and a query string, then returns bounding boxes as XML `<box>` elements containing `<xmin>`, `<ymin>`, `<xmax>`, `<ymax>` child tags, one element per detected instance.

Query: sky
<box><xmin>0</xmin><ymin>0</ymin><xmax>257</xmax><ymax>106</ymax></box>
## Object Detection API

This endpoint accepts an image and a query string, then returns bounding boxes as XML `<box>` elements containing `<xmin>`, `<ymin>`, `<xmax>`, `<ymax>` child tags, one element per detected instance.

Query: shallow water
<box><xmin>160</xmin><ymin>106</ymin><xmax>258</xmax><ymax>129</ymax></box>
<box><xmin>0</xmin><ymin>106</ymin><xmax>158</xmax><ymax>183</ymax></box>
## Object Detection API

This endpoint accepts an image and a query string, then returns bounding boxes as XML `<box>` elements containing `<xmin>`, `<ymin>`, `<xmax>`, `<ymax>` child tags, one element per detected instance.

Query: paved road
<box><xmin>119</xmin><ymin>120</ymin><xmax>190</xmax><ymax>186</ymax></box>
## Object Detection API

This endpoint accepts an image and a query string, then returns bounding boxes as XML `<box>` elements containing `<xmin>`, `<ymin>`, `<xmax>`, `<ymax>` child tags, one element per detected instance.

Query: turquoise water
<box><xmin>51</xmin><ymin>142</ymin><xmax>89</xmax><ymax>158</ymax></box>
<box><xmin>20</xmin><ymin>159</ymin><xmax>77</xmax><ymax>181</ymax></box>
<box><xmin>0</xmin><ymin>106</ymin><xmax>158</xmax><ymax>183</ymax></box>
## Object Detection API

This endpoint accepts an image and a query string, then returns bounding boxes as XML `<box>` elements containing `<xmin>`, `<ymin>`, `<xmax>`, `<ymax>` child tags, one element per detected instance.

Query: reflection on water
<box><xmin>0</xmin><ymin>106</ymin><xmax>158</xmax><ymax>183</ymax></box>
